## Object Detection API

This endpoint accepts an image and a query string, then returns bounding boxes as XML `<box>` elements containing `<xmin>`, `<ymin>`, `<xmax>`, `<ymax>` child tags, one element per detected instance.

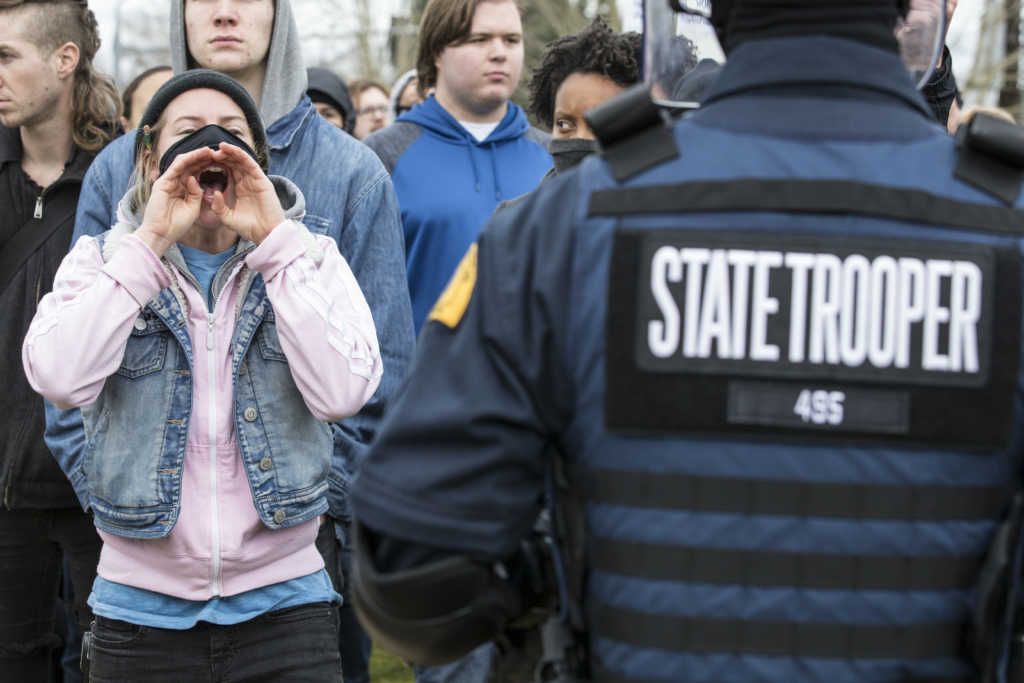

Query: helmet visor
<box><xmin>644</xmin><ymin>0</ymin><xmax>947</xmax><ymax>106</ymax></box>
<box><xmin>897</xmin><ymin>0</ymin><xmax>947</xmax><ymax>89</ymax></box>
<box><xmin>644</xmin><ymin>0</ymin><xmax>725</xmax><ymax>110</ymax></box>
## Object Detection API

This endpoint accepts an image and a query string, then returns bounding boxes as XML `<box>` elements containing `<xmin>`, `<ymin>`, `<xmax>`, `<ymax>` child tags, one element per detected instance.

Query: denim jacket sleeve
<box><xmin>43</xmin><ymin>399</ymin><xmax>90</xmax><ymax>510</ymax></box>
<box><xmin>73</xmin><ymin>133</ymin><xmax>134</xmax><ymax>243</ymax></box>
<box><xmin>330</xmin><ymin>165</ymin><xmax>415</xmax><ymax>521</ymax></box>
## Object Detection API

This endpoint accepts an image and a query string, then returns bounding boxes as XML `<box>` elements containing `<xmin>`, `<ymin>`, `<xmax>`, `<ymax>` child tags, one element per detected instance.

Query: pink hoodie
<box><xmin>23</xmin><ymin>219</ymin><xmax>382</xmax><ymax>600</ymax></box>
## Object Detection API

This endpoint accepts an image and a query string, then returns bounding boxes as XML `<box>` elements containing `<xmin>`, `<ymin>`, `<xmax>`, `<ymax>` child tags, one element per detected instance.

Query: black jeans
<box><xmin>86</xmin><ymin>602</ymin><xmax>343</xmax><ymax>682</ymax></box>
<box><xmin>0</xmin><ymin>507</ymin><xmax>101</xmax><ymax>681</ymax></box>
<box><xmin>316</xmin><ymin>519</ymin><xmax>373</xmax><ymax>683</ymax></box>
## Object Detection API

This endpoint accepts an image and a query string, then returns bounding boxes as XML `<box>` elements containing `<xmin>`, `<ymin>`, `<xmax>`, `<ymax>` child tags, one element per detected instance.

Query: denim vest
<box><xmin>83</xmin><ymin>232</ymin><xmax>332</xmax><ymax>539</ymax></box>
<box><xmin>52</xmin><ymin>96</ymin><xmax>414</xmax><ymax>519</ymax></box>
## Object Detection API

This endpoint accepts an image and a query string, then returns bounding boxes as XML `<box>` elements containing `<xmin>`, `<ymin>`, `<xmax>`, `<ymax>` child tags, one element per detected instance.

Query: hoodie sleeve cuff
<box><xmin>102</xmin><ymin>234</ymin><xmax>171</xmax><ymax>307</ymax></box>
<box><xmin>245</xmin><ymin>220</ymin><xmax>317</xmax><ymax>280</ymax></box>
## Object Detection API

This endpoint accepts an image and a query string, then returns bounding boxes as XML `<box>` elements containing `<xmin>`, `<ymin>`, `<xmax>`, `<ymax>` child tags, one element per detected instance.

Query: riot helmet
<box><xmin>644</xmin><ymin>0</ymin><xmax>946</xmax><ymax>110</ymax></box>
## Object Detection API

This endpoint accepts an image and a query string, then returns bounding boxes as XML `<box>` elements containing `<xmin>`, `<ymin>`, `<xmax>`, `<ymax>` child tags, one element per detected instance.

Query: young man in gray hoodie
<box><xmin>47</xmin><ymin>2</ymin><xmax>414</xmax><ymax>681</ymax></box>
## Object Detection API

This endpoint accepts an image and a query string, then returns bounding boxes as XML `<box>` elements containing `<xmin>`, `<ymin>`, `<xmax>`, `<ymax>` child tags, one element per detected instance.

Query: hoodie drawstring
<box><xmin>489</xmin><ymin>142</ymin><xmax>502</xmax><ymax>201</ymax></box>
<box><xmin>466</xmin><ymin>140</ymin><xmax>504</xmax><ymax>199</ymax></box>
<box><xmin>466</xmin><ymin>143</ymin><xmax>481</xmax><ymax>193</ymax></box>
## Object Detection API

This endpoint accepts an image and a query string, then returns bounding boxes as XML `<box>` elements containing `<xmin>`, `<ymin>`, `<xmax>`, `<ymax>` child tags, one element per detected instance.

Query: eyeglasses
<box><xmin>356</xmin><ymin>105</ymin><xmax>389</xmax><ymax>117</ymax></box>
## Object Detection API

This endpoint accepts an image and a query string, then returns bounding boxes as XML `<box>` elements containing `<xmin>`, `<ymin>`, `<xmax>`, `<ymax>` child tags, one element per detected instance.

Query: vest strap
<box><xmin>592</xmin><ymin>537</ymin><xmax>983</xmax><ymax>591</ymax></box>
<box><xmin>587</xmin><ymin>179</ymin><xmax>1024</xmax><ymax>235</ymax></box>
<box><xmin>576</xmin><ymin>466</ymin><xmax>1010</xmax><ymax>521</ymax></box>
<box><xmin>594</xmin><ymin>602</ymin><xmax>966</xmax><ymax>660</ymax></box>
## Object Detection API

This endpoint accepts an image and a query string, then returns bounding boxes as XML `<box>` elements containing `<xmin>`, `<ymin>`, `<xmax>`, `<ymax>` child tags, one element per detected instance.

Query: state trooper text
<box><xmin>646</xmin><ymin>248</ymin><xmax>982</xmax><ymax>374</ymax></box>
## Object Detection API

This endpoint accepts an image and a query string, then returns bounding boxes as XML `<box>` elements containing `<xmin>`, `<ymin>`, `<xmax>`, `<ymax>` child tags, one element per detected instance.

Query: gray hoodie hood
<box><xmin>389</xmin><ymin>69</ymin><xmax>417</xmax><ymax>120</ymax></box>
<box><xmin>170</xmin><ymin>0</ymin><xmax>308</xmax><ymax>126</ymax></box>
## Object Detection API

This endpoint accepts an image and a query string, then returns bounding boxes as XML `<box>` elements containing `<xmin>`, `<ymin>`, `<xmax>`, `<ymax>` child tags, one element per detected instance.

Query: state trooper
<box><xmin>350</xmin><ymin>1</ymin><xmax>1024</xmax><ymax>681</ymax></box>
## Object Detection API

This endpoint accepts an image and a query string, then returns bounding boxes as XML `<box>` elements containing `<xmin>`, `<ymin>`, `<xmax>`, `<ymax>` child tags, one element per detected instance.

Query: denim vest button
<box><xmin>239</xmin><ymin>361</ymin><xmax>248</xmax><ymax>375</ymax></box>
<box><xmin>273</xmin><ymin>509</ymin><xmax>286</xmax><ymax>524</ymax></box>
<box><xmin>133</xmin><ymin>318</ymin><xmax>147</xmax><ymax>331</ymax></box>
<box><xmin>259</xmin><ymin>456</ymin><xmax>272</xmax><ymax>471</ymax></box>
<box><xmin>243</xmin><ymin>407</ymin><xmax>258</xmax><ymax>422</ymax></box>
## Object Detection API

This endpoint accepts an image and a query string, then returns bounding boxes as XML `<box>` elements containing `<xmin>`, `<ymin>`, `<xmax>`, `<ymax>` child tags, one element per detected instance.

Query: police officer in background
<box><xmin>351</xmin><ymin>1</ymin><xmax>1024</xmax><ymax>681</ymax></box>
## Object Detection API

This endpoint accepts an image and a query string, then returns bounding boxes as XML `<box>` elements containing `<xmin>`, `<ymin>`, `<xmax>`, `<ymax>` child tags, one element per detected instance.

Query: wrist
<box><xmin>135</xmin><ymin>225</ymin><xmax>174</xmax><ymax>258</ymax></box>
<box><xmin>252</xmin><ymin>214</ymin><xmax>285</xmax><ymax>245</ymax></box>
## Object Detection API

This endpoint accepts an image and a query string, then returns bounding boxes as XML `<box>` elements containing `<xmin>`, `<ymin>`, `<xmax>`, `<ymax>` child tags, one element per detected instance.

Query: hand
<box><xmin>207</xmin><ymin>143</ymin><xmax>286</xmax><ymax>244</ymax></box>
<box><xmin>136</xmin><ymin>147</ymin><xmax>215</xmax><ymax>257</ymax></box>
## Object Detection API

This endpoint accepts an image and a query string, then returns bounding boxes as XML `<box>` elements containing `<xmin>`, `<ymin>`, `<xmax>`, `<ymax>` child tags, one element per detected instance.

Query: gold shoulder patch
<box><xmin>428</xmin><ymin>243</ymin><xmax>478</xmax><ymax>329</ymax></box>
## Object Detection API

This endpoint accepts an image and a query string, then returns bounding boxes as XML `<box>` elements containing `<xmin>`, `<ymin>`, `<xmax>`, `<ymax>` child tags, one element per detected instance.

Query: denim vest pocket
<box><xmin>255</xmin><ymin>308</ymin><xmax>287</xmax><ymax>362</ymax></box>
<box><xmin>117</xmin><ymin>312</ymin><xmax>169</xmax><ymax>379</ymax></box>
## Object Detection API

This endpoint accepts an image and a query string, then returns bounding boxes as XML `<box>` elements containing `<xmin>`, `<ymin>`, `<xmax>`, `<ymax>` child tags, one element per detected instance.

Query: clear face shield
<box><xmin>645</xmin><ymin>0</ymin><xmax>723</xmax><ymax>111</ymax></box>
<box><xmin>897</xmin><ymin>0</ymin><xmax>947</xmax><ymax>88</ymax></box>
<box><xmin>644</xmin><ymin>0</ymin><xmax>946</xmax><ymax>110</ymax></box>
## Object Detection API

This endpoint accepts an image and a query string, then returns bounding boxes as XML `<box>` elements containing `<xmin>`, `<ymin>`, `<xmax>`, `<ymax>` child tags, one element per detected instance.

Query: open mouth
<box><xmin>198</xmin><ymin>166</ymin><xmax>228</xmax><ymax>193</ymax></box>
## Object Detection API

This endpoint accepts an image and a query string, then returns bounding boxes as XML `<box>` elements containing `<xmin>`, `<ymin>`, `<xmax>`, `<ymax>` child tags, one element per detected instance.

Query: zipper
<box><xmin>207</xmin><ymin>311</ymin><xmax>221</xmax><ymax>596</ymax></box>
<box><xmin>173</xmin><ymin>255</ymin><xmax>246</xmax><ymax>598</ymax></box>
<box><xmin>33</xmin><ymin>193</ymin><xmax>43</xmax><ymax>219</ymax></box>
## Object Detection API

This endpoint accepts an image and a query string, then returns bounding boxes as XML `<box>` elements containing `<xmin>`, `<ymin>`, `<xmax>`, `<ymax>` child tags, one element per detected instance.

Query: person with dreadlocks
<box><xmin>0</xmin><ymin>0</ymin><xmax>120</xmax><ymax>678</ymax></box>
<box><xmin>527</xmin><ymin>17</ymin><xmax>641</xmax><ymax>175</ymax></box>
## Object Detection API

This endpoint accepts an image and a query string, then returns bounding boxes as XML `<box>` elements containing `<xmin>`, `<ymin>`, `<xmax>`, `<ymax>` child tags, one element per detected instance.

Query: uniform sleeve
<box><xmin>246</xmin><ymin>219</ymin><xmax>383</xmax><ymax>422</ymax></box>
<box><xmin>351</xmin><ymin>173</ymin><xmax>581</xmax><ymax>561</ymax></box>
<box><xmin>22</xmin><ymin>234</ymin><xmax>170</xmax><ymax>409</ymax></box>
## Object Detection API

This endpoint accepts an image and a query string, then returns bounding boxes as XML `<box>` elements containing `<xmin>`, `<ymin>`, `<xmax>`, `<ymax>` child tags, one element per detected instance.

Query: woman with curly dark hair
<box><xmin>528</xmin><ymin>16</ymin><xmax>641</xmax><ymax>143</ymax></box>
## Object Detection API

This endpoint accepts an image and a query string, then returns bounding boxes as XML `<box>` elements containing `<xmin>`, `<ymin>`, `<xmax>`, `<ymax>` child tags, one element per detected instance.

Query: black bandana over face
<box><xmin>158</xmin><ymin>124</ymin><xmax>259</xmax><ymax>176</ymax></box>
<box><xmin>548</xmin><ymin>137</ymin><xmax>602</xmax><ymax>173</ymax></box>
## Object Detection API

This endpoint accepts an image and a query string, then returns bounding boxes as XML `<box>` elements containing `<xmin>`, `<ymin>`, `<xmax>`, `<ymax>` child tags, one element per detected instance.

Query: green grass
<box><xmin>369</xmin><ymin>646</ymin><xmax>415</xmax><ymax>682</ymax></box>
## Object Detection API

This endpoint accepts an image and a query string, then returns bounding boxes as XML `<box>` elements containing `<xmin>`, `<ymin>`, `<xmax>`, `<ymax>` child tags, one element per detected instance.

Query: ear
<box><xmin>142</xmin><ymin>147</ymin><xmax>160</xmax><ymax>183</ymax></box>
<box><xmin>53</xmin><ymin>41</ymin><xmax>79</xmax><ymax>80</ymax></box>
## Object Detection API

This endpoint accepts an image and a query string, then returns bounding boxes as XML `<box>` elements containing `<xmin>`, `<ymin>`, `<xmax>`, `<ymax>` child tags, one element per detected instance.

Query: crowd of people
<box><xmin>2</xmin><ymin>0</ymin><xmax>1023</xmax><ymax>682</ymax></box>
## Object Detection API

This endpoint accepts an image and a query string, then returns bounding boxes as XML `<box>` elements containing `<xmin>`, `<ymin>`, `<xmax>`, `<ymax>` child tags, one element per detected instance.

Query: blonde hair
<box><xmin>129</xmin><ymin>114</ymin><xmax>168</xmax><ymax>213</ymax></box>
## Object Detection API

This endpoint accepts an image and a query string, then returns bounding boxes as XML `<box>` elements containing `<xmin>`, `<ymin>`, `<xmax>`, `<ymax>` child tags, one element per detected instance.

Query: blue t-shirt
<box><xmin>178</xmin><ymin>242</ymin><xmax>236</xmax><ymax>311</ymax></box>
<box><xmin>89</xmin><ymin>569</ymin><xmax>339</xmax><ymax>629</ymax></box>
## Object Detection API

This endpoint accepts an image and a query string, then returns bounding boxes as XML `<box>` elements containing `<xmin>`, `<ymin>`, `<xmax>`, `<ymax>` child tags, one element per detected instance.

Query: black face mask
<box><xmin>548</xmin><ymin>137</ymin><xmax>601</xmax><ymax>174</ymax></box>
<box><xmin>158</xmin><ymin>124</ymin><xmax>259</xmax><ymax>176</ymax></box>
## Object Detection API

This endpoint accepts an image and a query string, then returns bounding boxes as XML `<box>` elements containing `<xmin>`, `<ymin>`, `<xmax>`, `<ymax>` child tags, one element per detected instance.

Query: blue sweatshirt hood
<box><xmin>400</xmin><ymin>96</ymin><xmax>533</xmax><ymax>198</ymax></box>
<box><xmin>401</xmin><ymin>95</ymin><xmax>530</xmax><ymax>145</ymax></box>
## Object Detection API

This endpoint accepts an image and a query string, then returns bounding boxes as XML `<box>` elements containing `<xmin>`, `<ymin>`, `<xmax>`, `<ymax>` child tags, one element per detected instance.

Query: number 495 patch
<box><xmin>793</xmin><ymin>390</ymin><xmax>845</xmax><ymax>426</ymax></box>
<box><xmin>726</xmin><ymin>381</ymin><xmax>909</xmax><ymax>435</ymax></box>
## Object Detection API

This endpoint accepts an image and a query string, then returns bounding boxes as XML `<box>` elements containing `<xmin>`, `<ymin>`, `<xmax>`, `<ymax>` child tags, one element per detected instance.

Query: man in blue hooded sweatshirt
<box><xmin>365</xmin><ymin>0</ymin><xmax>551</xmax><ymax>334</ymax></box>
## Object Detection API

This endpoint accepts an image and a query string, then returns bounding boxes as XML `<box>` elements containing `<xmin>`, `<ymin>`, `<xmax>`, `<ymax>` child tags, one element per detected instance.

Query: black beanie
<box><xmin>134</xmin><ymin>69</ymin><xmax>269</xmax><ymax>170</ymax></box>
<box><xmin>711</xmin><ymin>0</ymin><xmax>905</xmax><ymax>54</ymax></box>
<box><xmin>307</xmin><ymin>67</ymin><xmax>356</xmax><ymax>134</ymax></box>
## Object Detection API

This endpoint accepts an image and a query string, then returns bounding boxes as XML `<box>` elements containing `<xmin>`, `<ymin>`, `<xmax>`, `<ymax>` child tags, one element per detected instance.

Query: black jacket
<box><xmin>0</xmin><ymin>126</ymin><xmax>100</xmax><ymax>509</ymax></box>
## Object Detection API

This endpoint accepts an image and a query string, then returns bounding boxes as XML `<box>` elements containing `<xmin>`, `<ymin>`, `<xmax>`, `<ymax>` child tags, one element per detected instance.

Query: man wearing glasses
<box><xmin>0</xmin><ymin>0</ymin><xmax>120</xmax><ymax>678</ymax></box>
